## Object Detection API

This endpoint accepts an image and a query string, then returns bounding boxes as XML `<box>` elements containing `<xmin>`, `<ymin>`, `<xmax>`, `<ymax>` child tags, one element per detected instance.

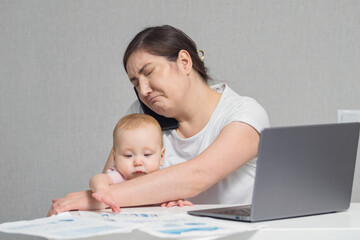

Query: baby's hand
<box><xmin>161</xmin><ymin>199</ymin><xmax>194</xmax><ymax>208</ymax></box>
<box><xmin>92</xmin><ymin>190</ymin><xmax>121</xmax><ymax>213</ymax></box>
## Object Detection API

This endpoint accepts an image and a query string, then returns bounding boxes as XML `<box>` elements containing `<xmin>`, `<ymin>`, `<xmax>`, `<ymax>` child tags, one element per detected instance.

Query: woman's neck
<box><xmin>175</xmin><ymin>81</ymin><xmax>221</xmax><ymax>139</ymax></box>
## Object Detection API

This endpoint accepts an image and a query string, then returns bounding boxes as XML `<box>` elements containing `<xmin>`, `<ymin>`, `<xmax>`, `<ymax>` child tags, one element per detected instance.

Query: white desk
<box><xmin>1</xmin><ymin>204</ymin><xmax>359</xmax><ymax>240</ymax></box>
<box><xmin>69</xmin><ymin>203</ymin><xmax>360</xmax><ymax>240</ymax></box>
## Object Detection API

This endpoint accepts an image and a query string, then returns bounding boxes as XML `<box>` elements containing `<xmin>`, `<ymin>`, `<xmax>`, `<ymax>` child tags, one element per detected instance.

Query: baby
<box><xmin>90</xmin><ymin>113</ymin><xmax>192</xmax><ymax>212</ymax></box>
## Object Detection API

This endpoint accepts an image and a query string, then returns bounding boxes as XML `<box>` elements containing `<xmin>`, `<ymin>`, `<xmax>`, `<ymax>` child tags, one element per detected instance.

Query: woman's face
<box><xmin>126</xmin><ymin>49</ymin><xmax>189</xmax><ymax>118</ymax></box>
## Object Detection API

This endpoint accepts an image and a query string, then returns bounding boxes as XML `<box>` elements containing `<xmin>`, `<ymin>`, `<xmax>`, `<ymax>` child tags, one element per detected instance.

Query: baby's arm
<box><xmin>89</xmin><ymin>174</ymin><xmax>121</xmax><ymax>212</ymax></box>
<box><xmin>89</xmin><ymin>174</ymin><xmax>113</xmax><ymax>193</ymax></box>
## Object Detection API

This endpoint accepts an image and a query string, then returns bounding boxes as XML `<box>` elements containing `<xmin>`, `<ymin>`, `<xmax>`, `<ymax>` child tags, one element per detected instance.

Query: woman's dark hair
<box><xmin>123</xmin><ymin>25</ymin><xmax>210</xmax><ymax>83</ymax></box>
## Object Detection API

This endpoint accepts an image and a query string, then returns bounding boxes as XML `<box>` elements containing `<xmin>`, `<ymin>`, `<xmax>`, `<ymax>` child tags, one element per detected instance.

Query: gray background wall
<box><xmin>1</xmin><ymin>0</ymin><xmax>359</xmax><ymax>238</ymax></box>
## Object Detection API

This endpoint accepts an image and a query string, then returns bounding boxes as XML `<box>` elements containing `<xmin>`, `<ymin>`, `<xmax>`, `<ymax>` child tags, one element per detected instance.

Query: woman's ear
<box><xmin>177</xmin><ymin>50</ymin><xmax>193</xmax><ymax>75</ymax></box>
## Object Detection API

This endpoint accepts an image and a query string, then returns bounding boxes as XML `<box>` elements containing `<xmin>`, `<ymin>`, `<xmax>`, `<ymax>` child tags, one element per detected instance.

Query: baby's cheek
<box><xmin>115</xmin><ymin>163</ymin><xmax>130</xmax><ymax>176</ymax></box>
<box><xmin>148</xmin><ymin>162</ymin><xmax>161</xmax><ymax>173</ymax></box>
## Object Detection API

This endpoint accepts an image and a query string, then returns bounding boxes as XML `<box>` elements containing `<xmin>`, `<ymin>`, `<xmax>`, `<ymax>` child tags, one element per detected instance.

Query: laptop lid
<box><xmin>188</xmin><ymin>123</ymin><xmax>360</xmax><ymax>222</ymax></box>
<box><xmin>251</xmin><ymin>122</ymin><xmax>359</xmax><ymax>221</ymax></box>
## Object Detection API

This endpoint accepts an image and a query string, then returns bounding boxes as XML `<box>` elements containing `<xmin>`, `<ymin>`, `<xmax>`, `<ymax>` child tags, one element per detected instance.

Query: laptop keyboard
<box><xmin>213</xmin><ymin>206</ymin><xmax>251</xmax><ymax>216</ymax></box>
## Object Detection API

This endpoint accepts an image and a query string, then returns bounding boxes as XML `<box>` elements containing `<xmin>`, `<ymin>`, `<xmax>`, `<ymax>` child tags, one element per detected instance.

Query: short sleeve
<box><xmin>228</xmin><ymin>97</ymin><xmax>270</xmax><ymax>134</ymax></box>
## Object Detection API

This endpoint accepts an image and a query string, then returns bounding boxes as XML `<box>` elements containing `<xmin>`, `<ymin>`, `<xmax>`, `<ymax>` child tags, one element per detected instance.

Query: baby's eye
<box><xmin>124</xmin><ymin>154</ymin><xmax>132</xmax><ymax>158</ymax></box>
<box><xmin>144</xmin><ymin>153</ymin><xmax>152</xmax><ymax>157</ymax></box>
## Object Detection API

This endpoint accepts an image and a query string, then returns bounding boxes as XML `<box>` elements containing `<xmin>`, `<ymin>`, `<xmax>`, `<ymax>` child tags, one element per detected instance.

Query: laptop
<box><xmin>188</xmin><ymin>122</ymin><xmax>360</xmax><ymax>222</ymax></box>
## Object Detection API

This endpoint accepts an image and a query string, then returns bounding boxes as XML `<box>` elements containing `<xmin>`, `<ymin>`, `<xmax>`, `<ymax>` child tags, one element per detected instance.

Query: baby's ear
<box><xmin>160</xmin><ymin>148</ymin><xmax>165</xmax><ymax>166</ymax></box>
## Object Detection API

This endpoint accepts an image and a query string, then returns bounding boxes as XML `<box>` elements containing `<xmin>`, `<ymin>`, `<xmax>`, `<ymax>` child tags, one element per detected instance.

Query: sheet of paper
<box><xmin>78</xmin><ymin>210</ymin><xmax>264</xmax><ymax>239</ymax></box>
<box><xmin>0</xmin><ymin>210</ymin><xmax>264</xmax><ymax>239</ymax></box>
<box><xmin>0</xmin><ymin>212</ymin><xmax>134</xmax><ymax>239</ymax></box>
<box><xmin>138</xmin><ymin>213</ymin><xmax>264</xmax><ymax>239</ymax></box>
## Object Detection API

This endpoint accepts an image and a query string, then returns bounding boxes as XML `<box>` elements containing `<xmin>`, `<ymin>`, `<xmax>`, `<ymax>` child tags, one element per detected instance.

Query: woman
<box><xmin>47</xmin><ymin>25</ymin><xmax>269</xmax><ymax>216</ymax></box>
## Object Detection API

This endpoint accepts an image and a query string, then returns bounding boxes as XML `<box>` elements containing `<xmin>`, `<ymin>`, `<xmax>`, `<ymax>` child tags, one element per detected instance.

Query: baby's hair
<box><xmin>113</xmin><ymin>113</ymin><xmax>163</xmax><ymax>149</ymax></box>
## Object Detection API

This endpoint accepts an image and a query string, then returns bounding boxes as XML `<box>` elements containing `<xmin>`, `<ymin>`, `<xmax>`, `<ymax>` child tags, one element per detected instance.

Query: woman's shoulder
<box><xmin>213</xmin><ymin>83</ymin><xmax>264</xmax><ymax>110</ymax></box>
<box><xmin>212</xmin><ymin>82</ymin><xmax>255</xmax><ymax>101</ymax></box>
<box><xmin>212</xmin><ymin>83</ymin><xmax>270</xmax><ymax>132</ymax></box>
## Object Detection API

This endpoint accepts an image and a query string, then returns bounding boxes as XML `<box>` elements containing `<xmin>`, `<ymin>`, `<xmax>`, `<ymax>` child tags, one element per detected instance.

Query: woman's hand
<box><xmin>161</xmin><ymin>199</ymin><xmax>194</xmax><ymax>208</ymax></box>
<box><xmin>47</xmin><ymin>190</ymin><xmax>106</xmax><ymax>217</ymax></box>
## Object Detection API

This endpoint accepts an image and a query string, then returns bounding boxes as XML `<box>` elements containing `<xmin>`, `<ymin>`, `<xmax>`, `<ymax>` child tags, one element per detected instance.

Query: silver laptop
<box><xmin>188</xmin><ymin>122</ymin><xmax>360</xmax><ymax>222</ymax></box>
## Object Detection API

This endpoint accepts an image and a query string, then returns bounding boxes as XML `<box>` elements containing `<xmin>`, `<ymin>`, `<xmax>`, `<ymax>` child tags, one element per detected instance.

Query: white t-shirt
<box><xmin>126</xmin><ymin>83</ymin><xmax>270</xmax><ymax>204</ymax></box>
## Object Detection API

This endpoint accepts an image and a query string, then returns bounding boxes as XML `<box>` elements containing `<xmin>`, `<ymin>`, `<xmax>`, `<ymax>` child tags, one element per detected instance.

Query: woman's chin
<box><xmin>152</xmin><ymin>105</ymin><xmax>168</xmax><ymax>116</ymax></box>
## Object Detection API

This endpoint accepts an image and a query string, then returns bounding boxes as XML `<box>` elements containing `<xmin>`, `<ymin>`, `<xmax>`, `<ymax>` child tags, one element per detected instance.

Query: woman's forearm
<box><xmin>48</xmin><ymin>122</ymin><xmax>259</xmax><ymax>216</ymax></box>
<box><xmin>109</xmin><ymin>161</ymin><xmax>203</xmax><ymax>207</ymax></box>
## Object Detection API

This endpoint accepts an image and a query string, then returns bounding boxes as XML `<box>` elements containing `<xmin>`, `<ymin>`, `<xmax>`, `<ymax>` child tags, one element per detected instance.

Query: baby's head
<box><xmin>112</xmin><ymin>114</ymin><xmax>164</xmax><ymax>180</ymax></box>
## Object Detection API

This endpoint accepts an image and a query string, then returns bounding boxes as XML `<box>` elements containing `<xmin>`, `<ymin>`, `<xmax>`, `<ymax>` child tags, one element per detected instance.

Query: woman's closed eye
<box><xmin>132</xmin><ymin>80</ymin><xmax>139</xmax><ymax>87</ymax></box>
<box><xmin>145</xmin><ymin>70</ymin><xmax>153</xmax><ymax>77</ymax></box>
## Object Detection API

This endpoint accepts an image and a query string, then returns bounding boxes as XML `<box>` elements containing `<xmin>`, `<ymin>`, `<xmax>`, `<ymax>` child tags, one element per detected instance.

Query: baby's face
<box><xmin>113</xmin><ymin>125</ymin><xmax>164</xmax><ymax>180</ymax></box>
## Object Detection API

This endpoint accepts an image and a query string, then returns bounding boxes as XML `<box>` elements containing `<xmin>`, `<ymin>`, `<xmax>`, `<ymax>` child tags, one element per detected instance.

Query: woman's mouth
<box><xmin>148</xmin><ymin>95</ymin><xmax>160</xmax><ymax>105</ymax></box>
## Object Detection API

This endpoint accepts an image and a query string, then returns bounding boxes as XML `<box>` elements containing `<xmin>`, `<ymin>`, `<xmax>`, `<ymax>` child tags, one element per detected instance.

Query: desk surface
<box><xmin>74</xmin><ymin>203</ymin><xmax>360</xmax><ymax>240</ymax></box>
<box><xmin>2</xmin><ymin>203</ymin><xmax>359</xmax><ymax>240</ymax></box>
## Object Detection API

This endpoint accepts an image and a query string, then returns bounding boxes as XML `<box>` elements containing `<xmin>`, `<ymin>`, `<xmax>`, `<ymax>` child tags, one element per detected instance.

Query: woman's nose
<box><xmin>139</xmin><ymin>79</ymin><xmax>152</xmax><ymax>97</ymax></box>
